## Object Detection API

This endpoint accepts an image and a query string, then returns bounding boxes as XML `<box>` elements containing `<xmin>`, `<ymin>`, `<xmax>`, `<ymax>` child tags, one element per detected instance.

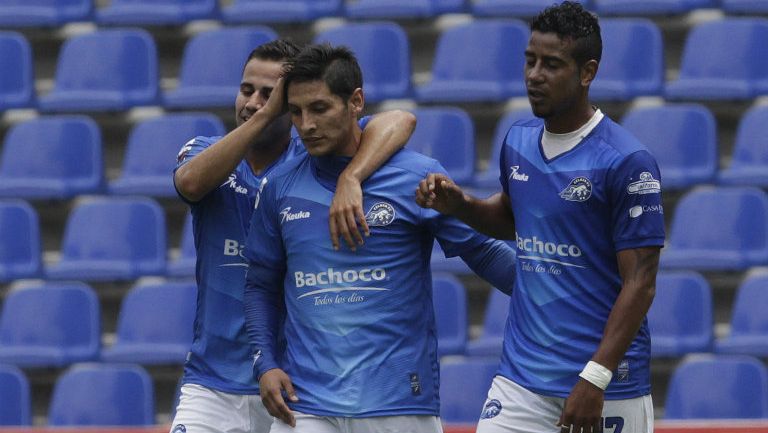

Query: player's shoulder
<box><xmin>385</xmin><ymin>148</ymin><xmax>444</xmax><ymax>177</ymax></box>
<box><xmin>511</xmin><ymin>117</ymin><xmax>544</xmax><ymax>129</ymax></box>
<box><xmin>593</xmin><ymin>117</ymin><xmax>650</xmax><ymax>157</ymax></box>
<box><xmin>187</xmin><ymin>135</ymin><xmax>223</xmax><ymax>147</ymax></box>
<box><xmin>264</xmin><ymin>152</ymin><xmax>310</xmax><ymax>187</ymax></box>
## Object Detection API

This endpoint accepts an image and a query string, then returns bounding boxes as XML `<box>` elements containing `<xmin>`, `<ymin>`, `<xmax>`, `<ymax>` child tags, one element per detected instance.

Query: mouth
<box><xmin>527</xmin><ymin>89</ymin><xmax>546</xmax><ymax>101</ymax></box>
<box><xmin>302</xmin><ymin>136</ymin><xmax>323</xmax><ymax>144</ymax></box>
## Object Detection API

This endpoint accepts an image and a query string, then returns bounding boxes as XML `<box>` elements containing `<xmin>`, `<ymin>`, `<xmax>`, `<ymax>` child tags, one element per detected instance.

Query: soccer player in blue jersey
<box><xmin>417</xmin><ymin>2</ymin><xmax>665</xmax><ymax>433</ymax></box>
<box><xmin>171</xmin><ymin>39</ymin><xmax>416</xmax><ymax>433</ymax></box>
<box><xmin>242</xmin><ymin>44</ymin><xmax>516</xmax><ymax>433</ymax></box>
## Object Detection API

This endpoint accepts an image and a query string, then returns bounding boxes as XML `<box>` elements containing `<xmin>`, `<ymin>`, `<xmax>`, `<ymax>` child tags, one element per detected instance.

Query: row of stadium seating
<box><xmin>1</xmin><ymin>185</ymin><xmax>767</xmax><ymax>284</ymax></box>
<box><xmin>1</xmin><ymin>268</ymin><xmax>767</xmax><ymax>372</ymax></box>
<box><xmin>5</xmin><ymin>17</ymin><xmax>768</xmax><ymax>110</ymax></box>
<box><xmin>1</xmin><ymin>353</ymin><xmax>767</xmax><ymax>426</ymax></box>
<box><xmin>1</xmin><ymin>102</ymin><xmax>767</xmax><ymax>205</ymax></box>
<box><xmin>1</xmin><ymin>0</ymin><xmax>766</xmax><ymax>28</ymax></box>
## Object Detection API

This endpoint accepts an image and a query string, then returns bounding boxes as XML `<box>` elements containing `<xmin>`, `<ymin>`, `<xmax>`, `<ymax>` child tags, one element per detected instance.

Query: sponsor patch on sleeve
<box><xmin>626</xmin><ymin>171</ymin><xmax>661</xmax><ymax>195</ymax></box>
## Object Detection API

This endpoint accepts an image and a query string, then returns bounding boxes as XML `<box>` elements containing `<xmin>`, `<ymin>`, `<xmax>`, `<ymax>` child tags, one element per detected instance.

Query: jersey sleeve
<box><xmin>243</xmin><ymin>176</ymin><xmax>287</xmax><ymax>378</ymax></box>
<box><xmin>609</xmin><ymin>150</ymin><xmax>666</xmax><ymax>251</ymax></box>
<box><xmin>499</xmin><ymin>129</ymin><xmax>511</xmax><ymax>195</ymax></box>
<box><xmin>173</xmin><ymin>136</ymin><xmax>215</xmax><ymax>204</ymax></box>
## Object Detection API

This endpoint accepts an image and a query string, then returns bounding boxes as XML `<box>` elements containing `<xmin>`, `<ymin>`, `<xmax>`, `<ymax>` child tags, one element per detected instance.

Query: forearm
<box><xmin>342</xmin><ymin>110</ymin><xmax>416</xmax><ymax>182</ymax></box>
<box><xmin>175</xmin><ymin>111</ymin><xmax>278</xmax><ymax>201</ymax></box>
<box><xmin>591</xmin><ymin>247</ymin><xmax>659</xmax><ymax>370</ymax></box>
<box><xmin>243</xmin><ymin>265</ymin><xmax>285</xmax><ymax>377</ymax></box>
<box><xmin>460</xmin><ymin>239</ymin><xmax>516</xmax><ymax>294</ymax></box>
<box><xmin>453</xmin><ymin>193</ymin><xmax>516</xmax><ymax>240</ymax></box>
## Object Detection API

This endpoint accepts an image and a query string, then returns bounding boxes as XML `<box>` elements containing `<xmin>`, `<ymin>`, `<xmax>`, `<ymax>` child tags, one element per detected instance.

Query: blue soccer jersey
<box><xmin>243</xmin><ymin>149</ymin><xmax>516</xmax><ymax>417</ymax></box>
<box><xmin>174</xmin><ymin>135</ymin><xmax>304</xmax><ymax>394</ymax></box>
<box><xmin>497</xmin><ymin>116</ymin><xmax>665</xmax><ymax>399</ymax></box>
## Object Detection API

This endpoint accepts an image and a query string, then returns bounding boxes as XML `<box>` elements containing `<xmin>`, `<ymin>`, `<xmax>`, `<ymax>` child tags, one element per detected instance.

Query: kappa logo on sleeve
<box><xmin>626</xmin><ymin>172</ymin><xmax>661</xmax><ymax>195</ymax></box>
<box><xmin>176</xmin><ymin>139</ymin><xmax>195</xmax><ymax>163</ymax></box>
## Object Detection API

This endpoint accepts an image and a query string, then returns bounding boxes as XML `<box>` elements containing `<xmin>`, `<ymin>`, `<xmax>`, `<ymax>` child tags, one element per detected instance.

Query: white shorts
<box><xmin>270</xmin><ymin>411</ymin><xmax>443</xmax><ymax>433</ymax></box>
<box><xmin>170</xmin><ymin>383</ymin><xmax>273</xmax><ymax>433</ymax></box>
<box><xmin>476</xmin><ymin>376</ymin><xmax>653</xmax><ymax>433</ymax></box>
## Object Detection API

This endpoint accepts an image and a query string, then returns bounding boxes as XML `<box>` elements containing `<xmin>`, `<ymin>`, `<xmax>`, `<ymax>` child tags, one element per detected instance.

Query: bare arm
<box><xmin>330</xmin><ymin>110</ymin><xmax>417</xmax><ymax>250</ymax></box>
<box><xmin>415</xmin><ymin>173</ymin><xmax>516</xmax><ymax>240</ymax></box>
<box><xmin>174</xmin><ymin>78</ymin><xmax>286</xmax><ymax>202</ymax></box>
<box><xmin>559</xmin><ymin>246</ymin><xmax>660</xmax><ymax>433</ymax></box>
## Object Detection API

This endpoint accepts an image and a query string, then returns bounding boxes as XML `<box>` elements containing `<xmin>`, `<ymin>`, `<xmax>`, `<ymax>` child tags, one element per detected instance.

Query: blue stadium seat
<box><xmin>46</xmin><ymin>197</ymin><xmax>167</xmax><ymax>281</ymax></box>
<box><xmin>48</xmin><ymin>363</ymin><xmax>155</xmax><ymax>426</ymax></box>
<box><xmin>719</xmin><ymin>106</ymin><xmax>768</xmax><ymax>187</ymax></box>
<box><xmin>102</xmin><ymin>281</ymin><xmax>196</xmax><ymax>365</ymax></box>
<box><xmin>0</xmin><ymin>364</ymin><xmax>30</xmax><ymax>426</ymax></box>
<box><xmin>164</xmin><ymin>27</ymin><xmax>277</xmax><ymax>109</ymax></box>
<box><xmin>621</xmin><ymin>104</ymin><xmax>717</xmax><ymax>189</ymax></box>
<box><xmin>666</xmin><ymin>18</ymin><xmax>768</xmax><ymax>101</ymax></box>
<box><xmin>665</xmin><ymin>355</ymin><xmax>768</xmax><ymax>419</ymax></box>
<box><xmin>716</xmin><ymin>273</ymin><xmax>768</xmax><ymax>356</ymax></box>
<box><xmin>109</xmin><ymin>113</ymin><xmax>226</xmax><ymax>197</ymax></box>
<box><xmin>722</xmin><ymin>0</ymin><xmax>768</xmax><ymax>13</ymax></box>
<box><xmin>168</xmin><ymin>212</ymin><xmax>195</xmax><ymax>277</ymax></box>
<box><xmin>590</xmin><ymin>18</ymin><xmax>664</xmax><ymax>100</ymax></box>
<box><xmin>346</xmin><ymin>0</ymin><xmax>465</xmax><ymax>19</ymax></box>
<box><xmin>432</xmin><ymin>274</ymin><xmax>468</xmax><ymax>357</ymax></box>
<box><xmin>222</xmin><ymin>0</ymin><xmax>342</xmax><ymax>24</ymax></box>
<box><xmin>647</xmin><ymin>271</ymin><xmax>713</xmax><ymax>357</ymax></box>
<box><xmin>594</xmin><ymin>0</ymin><xmax>715</xmax><ymax>16</ymax></box>
<box><xmin>38</xmin><ymin>29</ymin><xmax>159</xmax><ymax>112</ymax></box>
<box><xmin>416</xmin><ymin>20</ymin><xmax>529</xmax><ymax>103</ymax></box>
<box><xmin>0</xmin><ymin>283</ymin><xmax>100</xmax><ymax>368</ymax></box>
<box><xmin>473</xmin><ymin>0</ymin><xmax>590</xmax><ymax>17</ymax></box>
<box><xmin>0</xmin><ymin>32</ymin><xmax>34</xmax><ymax>110</ymax></box>
<box><xmin>408</xmin><ymin>107</ymin><xmax>475</xmax><ymax>185</ymax></box>
<box><xmin>0</xmin><ymin>116</ymin><xmax>103</xmax><ymax>199</ymax></box>
<box><xmin>313</xmin><ymin>22</ymin><xmax>411</xmax><ymax>102</ymax></box>
<box><xmin>97</xmin><ymin>0</ymin><xmax>218</xmax><ymax>25</ymax></box>
<box><xmin>0</xmin><ymin>200</ymin><xmax>41</xmax><ymax>282</ymax></box>
<box><xmin>466</xmin><ymin>289</ymin><xmax>510</xmax><ymax>357</ymax></box>
<box><xmin>661</xmin><ymin>187</ymin><xmax>768</xmax><ymax>270</ymax></box>
<box><xmin>472</xmin><ymin>108</ymin><xmax>534</xmax><ymax>191</ymax></box>
<box><xmin>0</xmin><ymin>0</ymin><xmax>92</xmax><ymax>27</ymax></box>
<box><xmin>440</xmin><ymin>357</ymin><xmax>497</xmax><ymax>424</ymax></box>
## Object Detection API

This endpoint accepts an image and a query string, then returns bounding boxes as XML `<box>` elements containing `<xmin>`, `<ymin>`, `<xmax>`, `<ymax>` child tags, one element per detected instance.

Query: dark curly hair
<box><xmin>531</xmin><ymin>1</ymin><xmax>602</xmax><ymax>66</ymax></box>
<box><xmin>245</xmin><ymin>38</ymin><xmax>301</xmax><ymax>65</ymax></box>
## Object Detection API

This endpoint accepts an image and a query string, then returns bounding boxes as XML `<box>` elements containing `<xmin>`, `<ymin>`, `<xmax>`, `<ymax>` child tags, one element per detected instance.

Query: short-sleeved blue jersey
<box><xmin>174</xmin><ymin>135</ymin><xmax>304</xmax><ymax>394</ymax></box>
<box><xmin>243</xmin><ymin>149</ymin><xmax>516</xmax><ymax>417</ymax></box>
<box><xmin>497</xmin><ymin>116</ymin><xmax>665</xmax><ymax>399</ymax></box>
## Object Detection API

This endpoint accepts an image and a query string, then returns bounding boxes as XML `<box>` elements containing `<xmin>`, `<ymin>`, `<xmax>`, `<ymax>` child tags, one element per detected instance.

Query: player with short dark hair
<box><xmin>243</xmin><ymin>43</ymin><xmax>516</xmax><ymax>433</ymax></box>
<box><xmin>416</xmin><ymin>2</ymin><xmax>664</xmax><ymax>432</ymax></box>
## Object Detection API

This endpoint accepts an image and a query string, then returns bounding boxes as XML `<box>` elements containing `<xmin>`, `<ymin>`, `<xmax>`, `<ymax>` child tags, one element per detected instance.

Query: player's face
<box><xmin>524</xmin><ymin>31</ymin><xmax>585</xmax><ymax>121</ymax></box>
<box><xmin>287</xmin><ymin>79</ymin><xmax>363</xmax><ymax>157</ymax></box>
<box><xmin>235</xmin><ymin>58</ymin><xmax>292</xmax><ymax>145</ymax></box>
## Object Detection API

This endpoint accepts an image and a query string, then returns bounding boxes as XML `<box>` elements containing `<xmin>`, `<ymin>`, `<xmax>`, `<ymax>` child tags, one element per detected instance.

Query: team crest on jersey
<box><xmin>480</xmin><ymin>399</ymin><xmax>502</xmax><ymax>419</ymax></box>
<box><xmin>626</xmin><ymin>171</ymin><xmax>661</xmax><ymax>195</ymax></box>
<box><xmin>365</xmin><ymin>202</ymin><xmax>396</xmax><ymax>227</ymax></box>
<box><xmin>172</xmin><ymin>424</ymin><xmax>186</xmax><ymax>433</ymax></box>
<box><xmin>559</xmin><ymin>177</ymin><xmax>592</xmax><ymax>202</ymax></box>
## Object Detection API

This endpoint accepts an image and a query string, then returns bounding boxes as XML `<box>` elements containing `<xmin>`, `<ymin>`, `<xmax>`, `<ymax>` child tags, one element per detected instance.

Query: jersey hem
<box><xmin>288</xmin><ymin>405</ymin><xmax>439</xmax><ymax>418</ymax></box>
<box><xmin>181</xmin><ymin>376</ymin><xmax>260</xmax><ymax>396</ymax></box>
<box><xmin>498</xmin><ymin>374</ymin><xmax>651</xmax><ymax>400</ymax></box>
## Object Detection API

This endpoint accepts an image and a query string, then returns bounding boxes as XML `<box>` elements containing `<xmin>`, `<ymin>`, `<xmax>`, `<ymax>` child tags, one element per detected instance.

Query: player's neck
<box><xmin>545</xmin><ymin>103</ymin><xmax>596</xmax><ymax>134</ymax></box>
<box><xmin>245</xmin><ymin>136</ymin><xmax>291</xmax><ymax>175</ymax></box>
<box><xmin>333</xmin><ymin>124</ymin><xmax>362</xmax><ymax>158</ymax></box>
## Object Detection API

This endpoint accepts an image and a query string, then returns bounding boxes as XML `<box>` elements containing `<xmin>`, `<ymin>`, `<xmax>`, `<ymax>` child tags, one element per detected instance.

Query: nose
<box><xmin>297</xmin><ymin>113</ymin><xmax>316</xmax><ymax>134</ymax></box>
<box><xmin>526</xmin><ymin>62</ymin><xmax>544</xmax><ymax>84</ymax></box>
<box><xmin>245</xmin><ymin>90</ymin><xmax>267</xmax><ymax>112</ymax></box>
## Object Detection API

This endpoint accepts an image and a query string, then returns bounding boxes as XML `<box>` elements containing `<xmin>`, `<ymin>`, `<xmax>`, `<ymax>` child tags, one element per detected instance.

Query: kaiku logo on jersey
<box><xmin>222</xmin><ymin>173</ymin><xmax>248</xmax><ymax>195</ymax></box>
<box><xmin>365</xmin><ymin>202</ymin><xmax>396</xmax><ymax>227</ymax></box>
<box><xmin>280</xmin><ymin>207</ymin><xmax>311</xmax><ymax>224</ymax></box>
<box><xmin>508</xmin><ymin>165</ymin><xmax>529</xmax><ymax>182</ymax></box>
<box><xmin>480</xmin><ymin>399</ymin><xmax>502</xmax><ymax>419</ymax></box>
<box><xmin>627</xmin><ymin>171</ymin><xmax>661</xmax><ymax>195</ymax></box>
<box><xmin>559</xmin><ymin>177</ymin><xmax>592</xmax><ymax>202</ymax></box>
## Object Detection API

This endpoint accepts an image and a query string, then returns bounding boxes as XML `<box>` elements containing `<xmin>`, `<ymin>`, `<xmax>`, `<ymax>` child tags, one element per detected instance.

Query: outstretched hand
<box><xmin>329</xmin><ymin>172</ymin><xmax>370</xmax><ymax>251</ymax></box>
<box><xmin>259</xmin><ymin>368</ymin><xmax>299</xmax><ymax>427</ymax></box>
<box><xmin>415</xmin><ymin>173</ymin><xmax>467</xmax><ymax>215</ymax></box>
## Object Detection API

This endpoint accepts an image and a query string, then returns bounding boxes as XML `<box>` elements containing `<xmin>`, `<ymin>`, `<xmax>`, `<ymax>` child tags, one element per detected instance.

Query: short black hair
<box><xmin>245</xmin><ymin>38</ymin><xmax>301</xmax><ymax>65</ymax></box>
<box><xmin>531</xmin><ymin>1</ymin><xmax>602</xmax><ymax>66</ymax></box>
<box><xmin>283</xmin><ymin>43</ymin><xmax>363</xmax><ymax>102</ymax></box>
